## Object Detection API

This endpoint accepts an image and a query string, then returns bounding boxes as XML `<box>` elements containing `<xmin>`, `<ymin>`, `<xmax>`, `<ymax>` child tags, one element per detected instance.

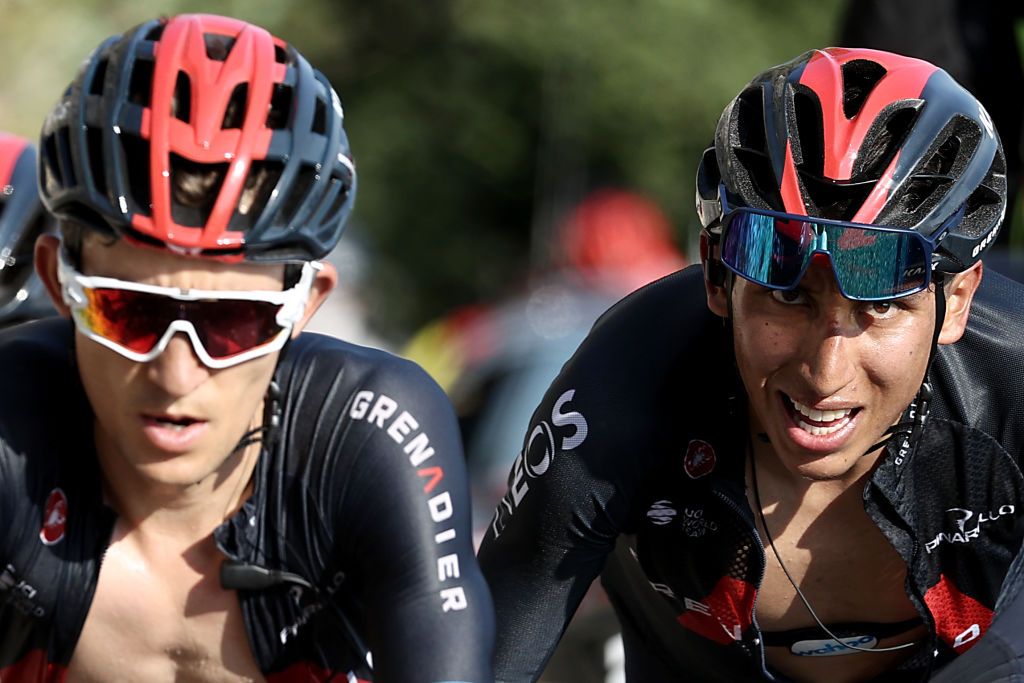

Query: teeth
<box><xmin>795</xmin><ymin>418</ymin><xmax>846</xmax><ymax>436</ymax></box>
<box><xmin>156</xmin><ymin>420</ymin><xmax>187</xmax><ymax>431</ymax></box>
<box><xmin>789</xmin><ymin>398</ymin><xmax>853</xmax><ymax>435</ymax></box>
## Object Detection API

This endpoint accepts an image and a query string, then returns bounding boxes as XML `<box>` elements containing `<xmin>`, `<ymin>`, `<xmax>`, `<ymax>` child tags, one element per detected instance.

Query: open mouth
<box><xmin>784</xmin><ymin>396</ymin><xmax>859</xmax><ymax>436</ymax></box>
<box><xmin>143</xmin><ymin>414</ymin><xmax>203</xmax><ymax>432</ymax></box>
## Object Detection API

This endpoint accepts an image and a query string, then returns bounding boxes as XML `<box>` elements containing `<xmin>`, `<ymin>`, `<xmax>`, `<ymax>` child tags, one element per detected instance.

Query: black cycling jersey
<box><xmin>477</xmin><ymin>264</ymin><xmax>1024</xmax><ymax>682</ymax></box>
<box><xmin>0</xmin><ymin>319</ymin><xmax>494</xmax><ymax>683</ymax></box>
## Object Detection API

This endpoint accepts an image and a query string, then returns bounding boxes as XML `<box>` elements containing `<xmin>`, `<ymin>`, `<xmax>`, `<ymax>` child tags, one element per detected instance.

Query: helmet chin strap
<box><xmin>231</xmin><ymin>379</ymin><xmax>283</xmax><ymax>454</ymax></box>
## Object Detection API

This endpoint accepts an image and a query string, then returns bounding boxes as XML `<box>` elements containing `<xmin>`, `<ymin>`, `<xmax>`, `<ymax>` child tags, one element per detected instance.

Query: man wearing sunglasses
<box><xmin>479</xmin><ymin>48</ymin><xmax>1024</xmax><ymax>682</ymax></box>
<box><xmin>0</xmin><ymin>14</ymin><xmax>494</xmax><ymax>683</ymax></box>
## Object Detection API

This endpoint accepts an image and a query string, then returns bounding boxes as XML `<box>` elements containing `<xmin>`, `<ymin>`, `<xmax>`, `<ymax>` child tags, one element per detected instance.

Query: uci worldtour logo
<box><xmin>490</xmin><ymin>390</ymin><xmax>588</xmax><ymax>538</ymax></box>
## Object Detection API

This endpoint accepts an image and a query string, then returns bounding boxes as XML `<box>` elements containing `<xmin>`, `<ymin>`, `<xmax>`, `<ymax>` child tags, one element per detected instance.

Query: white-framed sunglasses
<box><xmin>58</xmin><ymin>250</ymin><xmax>320</xmax><ymax>369</ymax></box>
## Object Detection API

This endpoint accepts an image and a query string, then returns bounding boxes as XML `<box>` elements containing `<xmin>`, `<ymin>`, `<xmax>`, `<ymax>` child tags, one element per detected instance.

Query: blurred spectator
<box><xmin>407</xmin><ymin>189</ymin><xmax>684</xmax><ymax>514</ymax></box>
<box><xmin>404</xmin><ymin>188</ymin><xmax>685</xmax><ymax>683</ymax></box>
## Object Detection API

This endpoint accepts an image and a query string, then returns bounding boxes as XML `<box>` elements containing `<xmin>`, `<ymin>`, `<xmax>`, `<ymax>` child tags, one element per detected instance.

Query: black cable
<box><xmin>749</xmin><ymin>443</ymin><xmax>919</xmax><ymax>654</ymax></box>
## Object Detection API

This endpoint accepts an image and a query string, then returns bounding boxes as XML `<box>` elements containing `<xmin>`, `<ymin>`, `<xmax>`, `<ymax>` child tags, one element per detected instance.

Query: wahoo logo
<box><xmin>791</xmin><ymin>635</ymin><xmax>877</xmax><ymax>657</ymax></box>
<box><xmin>490</xmin><ymin>390</ymin><xmax>588</xmax><ymax>538</ymax></box>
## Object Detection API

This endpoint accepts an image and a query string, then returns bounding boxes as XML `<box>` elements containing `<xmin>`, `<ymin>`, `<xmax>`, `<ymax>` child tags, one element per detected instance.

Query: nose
<box><xmin>145</xmin><ymin>332</ymin><xmax>211</xmax><ymax>397</ymax></box>
<box><xmin>797</xmin><ymin>306</ymin><xmax>859</xmax><ymax>398</ymax></box>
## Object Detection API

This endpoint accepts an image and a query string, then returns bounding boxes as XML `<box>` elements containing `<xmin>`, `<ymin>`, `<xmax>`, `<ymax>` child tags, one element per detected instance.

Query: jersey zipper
<box><xmin>713</xmin><ymin>488</ymin><xmax>775</xmax><ymax>681</ymax></box>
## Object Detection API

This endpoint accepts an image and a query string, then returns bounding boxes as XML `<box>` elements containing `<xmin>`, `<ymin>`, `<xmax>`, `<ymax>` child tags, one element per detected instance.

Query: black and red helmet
<box><xmin>697</xmin><ymin>47</ymin><xmax>1006</xmax><ymax>273</ymax></box>
<box><xmin>39</xmin><ymin>14</ymin><xmax>355</xmax><ymax>263</ymax></box>
<box><xmin>0</xmin><ymin>133</ymin><xmax>56</xmax><ymax>325</ymax></box>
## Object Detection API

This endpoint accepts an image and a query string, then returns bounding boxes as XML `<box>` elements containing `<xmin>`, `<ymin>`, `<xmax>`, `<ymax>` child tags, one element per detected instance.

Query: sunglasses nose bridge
<box><xmin>152</xmin><ymin>320</ymin><xmax>213</xmax><ymax>366</ymax></box>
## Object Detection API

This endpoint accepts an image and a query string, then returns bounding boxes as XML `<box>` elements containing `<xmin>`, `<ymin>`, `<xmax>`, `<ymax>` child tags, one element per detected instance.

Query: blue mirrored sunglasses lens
<box><xmin>823</xmin><ymin>224</ymin><xmax>929</xmax><ymax>299</ymax></box>
<box><xmin>721</xmin><ymin>212</ymin><xmax>813</xmax><ymax>288</ymax></box>
<box><xmin>721</xmin><ymin>211</ymin><xmax>930</xmax><ymax>299</ymax></box>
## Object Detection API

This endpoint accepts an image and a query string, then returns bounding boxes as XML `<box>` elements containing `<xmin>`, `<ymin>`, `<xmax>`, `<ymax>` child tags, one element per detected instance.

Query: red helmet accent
<box><xmin>40</xmin><ymin>14</ymin><xmax>356</xmax><ymax>263</ymax></box>
<box><xmin>794</xmin><ymin>48</ymin><xmax>938</xmax><ymax>223</ymax></box>
<box><xmin>136</xmin><ymin>14</ymin><xmax>284</xmax><ymax>252</ymax></box>
<box><xmin>700</xmin><ymin>47</ymin><xmax>1006</xmax><ymax>273</ymax></box>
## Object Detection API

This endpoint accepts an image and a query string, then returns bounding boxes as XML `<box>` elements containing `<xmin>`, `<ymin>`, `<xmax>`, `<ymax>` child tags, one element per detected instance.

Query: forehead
<box><xmin>79</xmin><ymin>234</ymin><xmax>285</xmax><ymax>292</ymax></box>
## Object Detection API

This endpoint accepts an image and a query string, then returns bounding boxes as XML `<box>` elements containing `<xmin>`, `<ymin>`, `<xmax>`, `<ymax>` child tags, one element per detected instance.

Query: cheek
<box><xmin>732</xmin><ymin>315</ymin><xmax>799</xmax><ymax>378</ymax></box>
<box><xmin>861</xmin><ymin>331</ymin><xmax>931</xmax><ymax>390</ymax></box>
<box><xmin>209</xmin><ymin>356</ymin><xmax>279</xmax><ymax>423</ymax></box>
<box><xmin>75</xmin><ymin>336</ymin><xmax>138</xmax><ymax>416</ymax></box>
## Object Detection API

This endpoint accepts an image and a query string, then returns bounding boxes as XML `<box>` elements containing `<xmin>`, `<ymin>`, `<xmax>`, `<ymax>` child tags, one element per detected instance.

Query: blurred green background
<box><xmin>3</xmin><ymin>0</ymin><xmax>1021</xmax><ymax>341</ymax></box>
<box><xmin>0</xmin><ymin>0</ymin><xmax>849</xmax><ymax>338</ymax></box>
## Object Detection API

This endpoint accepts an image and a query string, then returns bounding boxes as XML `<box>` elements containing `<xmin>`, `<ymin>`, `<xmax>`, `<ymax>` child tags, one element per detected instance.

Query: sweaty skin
<box><xmin>35</xmin><ymin>234</ymin><xmax>333</xmax><ymax>683</ymax></box>
<box><xmin>706</xmin><ymin>261</ymin><xmax>981</xmax><ymax>682</ymax></box>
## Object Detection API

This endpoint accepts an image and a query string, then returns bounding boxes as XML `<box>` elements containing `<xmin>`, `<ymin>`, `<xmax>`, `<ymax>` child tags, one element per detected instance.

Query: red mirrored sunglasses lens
<box><xmin>82</xmin><ymin>288</ymin><xmax>284</xmax><ymax>359</ymax></box>
<box><xmin>82</xmin><ymin>288</ymin><xmax>169</xmax><ymax>353</ymax></box>
<box><xmin>191</xmin><ymin>299</ymin><xmax>284</xmax><ymax>358</ymax></box>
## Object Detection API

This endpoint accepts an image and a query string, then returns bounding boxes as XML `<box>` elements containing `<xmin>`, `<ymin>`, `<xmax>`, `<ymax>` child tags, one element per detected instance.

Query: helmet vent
<box><xmin>55</xmin><ymin>128</ymin><xmax>76</xmax><ymax>188</ymax></box>
<box><xmin>275</xmin><ymin>163</ymin><xmax>317</xmax><ymax>228</ymax></box>
<box><xmin>793</xmin><ymin>88</ymin><xmax>824</xmax><ymax>176</ymax></box>
<box><xmin>86</xmin><ymin>127</ymin><xmax>108</xmax><ymax>198</ymax></box>
<box><xmin>89</xmin><ymin>58</ymin><xmax>108</xmax><ymax>96</ymax></box>
<box><xmin>266</xmin><ymin>84</ymin><xmax>292</xmax><ymax>129</ymax></box>
<box><xmin>312</xmin><ymin>97</ymin><xmax>327</xmax><ymax>135</ymax></box>
<box><xmin>274</xmin><ymin>44</ymin><xmax>288</xmax><ymax>64</ymax></box>
<box><xmin>228</xmin><ymin>160</ymin><xmax>283</xmax><ymax>232</ymax></box>
<box><xmin>919</xmin><ymin>135</ymin><xmax>960</xmax><ymax>177</ymax></box>
<box><xmin>121</xmin><ymin>133</ymin><xmax>151</xmax><ymax>214</ymax></box>
<box><xmin>172</xmin><ymin>71</ymin><xmax>191</xmax><ymax>123</ymax></box>
<box><xmin>322</xmin><ymin>176</ymin><xmax>350</xmax><ymax>224</ymax></box>
<box><xmin>41</xmin><ymin>133</ymin><xmax>62</xmax><ymax>194</ymax></box>
<box><xmin>856</xmin><ymin>106</ymin><xmax>919</xmax><ymax>181</ymax></box>
<box><xmin>732</xmin><ymin>87</ymin><xmax>783</xmax><ymax>210</ymax></box>
<box><xmin>204</xmin><ymin>34</ymin><xmax>236</xmax><ymax>61</ymax></box>
<box><xmin>841</xmin><ymin>60</ymin><xmax>887</xmax><ymax>119</ymax></box>
<box><xmin>144</xmin><ymin>24</ymin><xmax>165</xmax><ymax>42</ymax></box>
<box><xmin>798</xmin><ymin>173</ymin><xmax>874</xmax><ymax>220</ymax></box>
<box><xmin>222</xmin><ymin>83</ymin><xmax>248</xmax><ymax>129</ymax></box>
<box><xmin>169</xmin><ymin>154</ymin><xmax>228</xmax><ymax>228</ymax></box>
<box><xmin>735</xmin><ymin>88</ymin><xmax>767</xmax><ymax>156</ymax></box>
<box><xmin>128</xmin><ymin>59</ymin><xmax>155</xmax><ymax>107</ymax></box>
<box><xmin>960</xmin><ymin>183</ymin><xmax>1003</xmax><ymax>238</ymax></box>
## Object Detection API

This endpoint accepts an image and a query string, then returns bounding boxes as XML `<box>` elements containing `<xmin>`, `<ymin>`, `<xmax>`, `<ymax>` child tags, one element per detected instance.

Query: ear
<box><xmin>34</xmin><ymin>234</ymin><xmax>72</xmax><ymax>318</ymax></box>
<box><xmin>291</xmin><ymin>260</ymin><xmax>338</xmax><ymax>337</ymax></box>
<box><xmin>704</xmin><ymin>273</ymin><xmax>729</xmax><ymax>318</ymax></box>
<box><xmin>700</xmin><ymin>230</ymin><xmax>729</xmax><ymax>318</ymax></box>
<box><xmin>937</xmin><ymin>262</ymin><xmax>982</xmax><ymax>345</ymax></box>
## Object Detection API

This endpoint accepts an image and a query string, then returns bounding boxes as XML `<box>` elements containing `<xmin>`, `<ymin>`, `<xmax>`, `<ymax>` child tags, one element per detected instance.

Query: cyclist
<box><xmin>0</xmin><ymin>14</ymin><xmax>493</xmax><ymax>683</ymax></box>
<box><xmin>0</xmin><ymin>132</ymin><xmax>55</xmax><ymax>327</ymax></box>
<box><xmin>478</xmin><ymin>47</ymin><xmax>1024</xmax><ymax>682</ymax></box>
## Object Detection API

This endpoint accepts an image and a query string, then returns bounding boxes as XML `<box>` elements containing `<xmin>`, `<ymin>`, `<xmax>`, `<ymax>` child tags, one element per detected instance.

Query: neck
<box><xmin>748</xmin><ymin>429</ymin><xmax>884</xmax><ymax>517</ymax></box>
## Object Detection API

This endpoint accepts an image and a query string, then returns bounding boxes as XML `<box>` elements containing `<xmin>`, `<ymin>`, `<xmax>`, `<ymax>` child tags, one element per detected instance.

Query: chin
<box><xmin>132</xmin><ymin>448</ymin><xmax>226</xmax><ymax>486</ymax></box>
